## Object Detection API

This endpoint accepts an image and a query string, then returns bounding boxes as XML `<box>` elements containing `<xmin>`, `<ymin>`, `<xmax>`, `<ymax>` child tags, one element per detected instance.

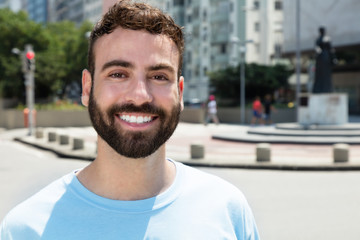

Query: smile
<box><xmin>118</xmin><ymin>114</ymin><xmax>155</xmax><ymax>124</ymax></box>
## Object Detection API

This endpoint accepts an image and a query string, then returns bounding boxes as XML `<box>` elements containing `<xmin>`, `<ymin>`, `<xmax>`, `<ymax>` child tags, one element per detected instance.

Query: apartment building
<box><xmin>245</xmin><ymin>0</ymin><xmax>284</xmax><ymax>64</ymax></box>
<box><xmin>13</xmin><ymin>0</ymin><xmax>285</xmax><ymax>103</ymax></box>
<box><xmin>27</xmin><ymin>0</ymin><xmax>48</xmax><ymax>23</ymax></box>
<box><xmin>147</xmin><ymin>0</ymin><xmax>284</xmax><ymax>102</ymax></box>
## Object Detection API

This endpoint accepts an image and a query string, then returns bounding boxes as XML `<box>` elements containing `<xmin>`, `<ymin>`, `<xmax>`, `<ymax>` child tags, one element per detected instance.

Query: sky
<box><xmin>10</xmin><ymin>0</ymin><xmax>21</xmax><ymax>11</ymax></box>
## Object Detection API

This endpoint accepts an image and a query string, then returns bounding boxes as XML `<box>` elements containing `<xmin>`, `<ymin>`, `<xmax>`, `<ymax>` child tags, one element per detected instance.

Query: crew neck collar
<box><xmin>64</xmin><ymin>159</ymin><xmax>184</xmax><ymax>213</ymax></box>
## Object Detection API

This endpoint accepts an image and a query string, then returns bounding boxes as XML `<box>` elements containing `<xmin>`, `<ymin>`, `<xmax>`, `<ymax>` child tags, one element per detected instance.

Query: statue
<box><xmin>312</xmin><ymin>27</ymin><xmax>337</xmax><ymax>93</ymax></box>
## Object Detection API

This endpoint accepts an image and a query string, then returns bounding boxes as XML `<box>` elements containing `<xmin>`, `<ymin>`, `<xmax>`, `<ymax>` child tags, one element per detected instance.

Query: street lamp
<box><xmin>231</xmin><ymin>37</ymin><xmax>253</xmax><ymax>124</ymax></box>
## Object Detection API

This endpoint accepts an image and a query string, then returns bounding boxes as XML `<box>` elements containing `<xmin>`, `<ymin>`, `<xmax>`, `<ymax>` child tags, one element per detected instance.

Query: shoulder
<box><xmin>174</xmin><ymin>162</ymin><xmax>259</xmax><ymax>239</ymax></box>
<box><xmin>0</xmin><ymin>173</ymin><xmax>74</xmax><ymax>239</ymax></box>
<box><xmin>176</xmin><ymin>162</ymin><xmax>248</xmax><ymax>204</ymax></box>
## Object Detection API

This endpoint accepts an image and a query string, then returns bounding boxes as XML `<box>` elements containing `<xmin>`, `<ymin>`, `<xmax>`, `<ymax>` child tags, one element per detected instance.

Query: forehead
<box><xmin>93</xmin><ymin>27</ymin><xmax>179</xmax><ymax>72</ymax></box>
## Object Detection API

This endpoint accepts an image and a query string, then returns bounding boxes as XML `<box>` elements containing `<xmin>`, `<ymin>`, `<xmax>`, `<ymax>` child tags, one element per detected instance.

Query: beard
<box><xmin>88</xmin><ymin>89</ymin><xmax>181</xmax><ymax>159</ymax></box>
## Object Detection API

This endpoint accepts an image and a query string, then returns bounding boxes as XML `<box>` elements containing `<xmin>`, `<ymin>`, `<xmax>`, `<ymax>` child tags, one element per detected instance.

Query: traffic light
<box><xmin>25</xmin><ymin>50</ymin><xmax>35</xmax><ymax>71</ymax></box>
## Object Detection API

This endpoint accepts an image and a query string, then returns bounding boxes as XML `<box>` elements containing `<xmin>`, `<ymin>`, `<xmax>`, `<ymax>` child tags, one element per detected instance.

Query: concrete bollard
<box><xmin>190</xmin><ymin>143</ymin><xmax>205</xmax><ymax>159</ymax></box>
<box><xmin>59</xmin><ymin>135</ymin><xmax>70</xmax><ymax>145</ymax></box>
<box><xmin>256</xmin><ymin>143</ymin><xmax>271</xmax><ymax>162</ymax></box>
<box><xmin>333</xmin><ymin>143</ymin><xmax>349</xmax><ymax>163</ymax></box>
<box><xmin>35</xmin><ymin>128</ymin><xmax>44</xmax><ymax>139</ymax></box>
<box><xmin>73</xmin><ymin>138</ymin><xmax>84</xmax><ymax>150</ymax></box>
<box><xmin>48</xmin><ymin>132</ymin><xmax>57</xmax><ymax>142</ymax></box>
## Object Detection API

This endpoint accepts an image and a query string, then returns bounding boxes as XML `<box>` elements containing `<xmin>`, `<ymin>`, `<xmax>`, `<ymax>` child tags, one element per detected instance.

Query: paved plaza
<box><xmin>9</xmin><ymin>122</ymin><xmax>360</xmax><ymax>170</ymax></box>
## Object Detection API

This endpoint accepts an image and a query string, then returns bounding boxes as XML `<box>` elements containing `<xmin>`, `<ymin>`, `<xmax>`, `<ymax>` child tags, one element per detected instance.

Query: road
<box><xmin>1</xmin><ymin>137</ymin><xmax>360</xmax><ymax>239</ymax></box>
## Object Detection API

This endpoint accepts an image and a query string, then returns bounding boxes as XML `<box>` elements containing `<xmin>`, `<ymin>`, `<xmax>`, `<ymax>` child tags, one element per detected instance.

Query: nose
<box><xmin>125</xmin><ymin>77</ymin><xmax>153</xmax><ymax>105</ymax></box>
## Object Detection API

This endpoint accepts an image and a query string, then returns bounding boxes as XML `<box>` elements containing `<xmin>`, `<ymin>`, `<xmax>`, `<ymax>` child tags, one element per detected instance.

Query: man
<box><xmin>0</xmin><ymin>1</ymin><xmax>259</xmax><ymax>239</ymax></box>
<box><xmin>263</xmin><ymin>94</ymin><xmax>276</xmax><ymax>125</ymax></box>
<box><xmin>251</xmin><ymin>96</ymin><xmax>263</xmax><ymax>126</ymax></box>
<box><xmin>205</xmin><ymin>95</ymin><xmax>220</xmax><ymax>125</ymax></box>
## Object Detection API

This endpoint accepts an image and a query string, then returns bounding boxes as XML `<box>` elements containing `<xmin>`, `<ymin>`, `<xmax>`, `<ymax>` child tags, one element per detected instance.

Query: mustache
<box><xmin>107</xmin><ymin>103</ymin><xmax>166</xmax><ymax>118</ymax></box>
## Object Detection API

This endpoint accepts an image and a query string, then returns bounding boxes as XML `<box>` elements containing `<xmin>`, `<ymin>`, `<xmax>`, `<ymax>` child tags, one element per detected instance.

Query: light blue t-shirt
<box><xmin>0</xmin><ymin>160</ymin><xmax>259</xmax><ymax>239</ymax></box>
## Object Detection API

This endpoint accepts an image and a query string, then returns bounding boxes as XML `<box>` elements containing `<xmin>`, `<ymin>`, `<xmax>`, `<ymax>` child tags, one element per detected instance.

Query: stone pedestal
<box><xmin>256</xmin><ymin>143</ymin><xmax>271</xmax><ymax>162</ymax></box>
<box><xmin>190</xmin><ymin>143</ymin><xmax>205</xmax><ymax>159</ymax></box>
<box><xmin>298</xmin><ymin>93</ymin><xmax>348</xmax><ymax>125</ymax></box>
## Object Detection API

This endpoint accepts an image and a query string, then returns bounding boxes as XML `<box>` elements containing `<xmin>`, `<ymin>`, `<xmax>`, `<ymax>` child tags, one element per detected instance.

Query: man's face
<box><xmin>82</xmin><ymin>28</ymin><xmax>184</xmax><ymax>158</ymax></box>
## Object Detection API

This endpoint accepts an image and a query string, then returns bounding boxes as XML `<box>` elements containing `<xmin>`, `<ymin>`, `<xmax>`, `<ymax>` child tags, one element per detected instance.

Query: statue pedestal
<box><xmin>298</xmin><ymin>93</ymin><xmax>348</xmax><ymax>125</ymax></box>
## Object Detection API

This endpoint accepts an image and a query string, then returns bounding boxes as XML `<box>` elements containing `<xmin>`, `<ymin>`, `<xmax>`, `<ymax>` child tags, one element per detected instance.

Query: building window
<box><xmin>203</xmin><ymin>67</ymin><xmax>208</xmax><ymax>75</ymax></box>
<box><xmin>187</xmin><ymin>70</ymin><xmax>192</xmax><ymax>79</ymax></box>
<box><xmin>174</xmin><ymin>0</ymin><xmax>184</xmax><ymax>6</ymax></box>
<box><xmin>255</xmin><ymin>43</ymin><xmax>260</xmax><ymax>54</ymax></box>
<box><xmin>274</xmin><ymin>44</ymin><xmax>282</xmax><ymax>58</ymax></box>
<box><xmin>202</xmin><ymin>26</ymin><xmax>208</xmax><ymax>41</ymax></box>
<box><xmin>254</xmin><ymin>22</ymin><xmax>260</xmax><ymax>32</ymax></box>
<box><xmin>187</xmin><ymin>14</ymin><xmax>192</xmax><ymax>23</ymax></box>
<box><xmin>220</xmin><ymin>44</ymin><xmax>227</xmax><ymax>54</ymax></box>
<box><xmin>195</xmin><ymin>66</ymin><xmax>199</xmax><ymax>77</ymax></box>
<box><xmin>193</xmin><ymin>7</ymin><xmax>199</xmax><ymax>19</ymax></box>
<box><xmin>253</xmin><ymin>0</ymin><xmax>260</xmax><ymax>10</ymax></box>
<box><xmin>187</xmin><ymin>51</ymin><xmax>192</xmax><ymax>64</ymax></box>
<box><xmin>275</xmin><ymin>1</ymin><xmax>283</xmax><ymax>10</ymax></box>
<box><xmin>229</xmin><ymin>23</ymin><xmax>233</xmax><ymax>33</ymax></box>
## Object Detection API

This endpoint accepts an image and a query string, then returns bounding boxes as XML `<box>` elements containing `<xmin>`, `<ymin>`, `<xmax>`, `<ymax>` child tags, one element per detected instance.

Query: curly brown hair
<box><xmin>87</xmin><ymin>0</ymin><xmax>184</xmax><ymax>79</ymax></box>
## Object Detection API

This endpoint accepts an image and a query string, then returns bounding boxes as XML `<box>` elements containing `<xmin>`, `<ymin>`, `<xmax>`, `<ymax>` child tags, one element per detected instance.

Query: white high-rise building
<box><xmin>245</xmin><ymin>0</ymin><xmax>284</xmax><ymax>64</ymax></box>
<box><xmin>147</xmin><ymin>0</ymin><xmax>284</xmax><ymax>102</ymax></box>
<box><xmin>50</xmin><ymin>0</ymin><xmax>102</xmax><ymax>25</ymax></box>
<box><xmin>47</xmin><ymin>0</ymin><xmax>284</xmax><ymax>102</ymax></box>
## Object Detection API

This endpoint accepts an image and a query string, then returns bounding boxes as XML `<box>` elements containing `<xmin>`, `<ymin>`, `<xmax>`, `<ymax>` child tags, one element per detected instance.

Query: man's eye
<box><xmin>153</xmin><ymin>75</ymin><xmax>168</xmax><ymax>81</ymax></box>
<box><xmin>109</xmin><ymin>73</ymin><xmax>126</xmax><ymax>78</ymax></box>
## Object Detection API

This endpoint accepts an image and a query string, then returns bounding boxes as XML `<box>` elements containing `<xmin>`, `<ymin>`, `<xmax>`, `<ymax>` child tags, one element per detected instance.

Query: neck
<box><xmin>76</xmin><ymin>136</ymin><xmax>175</xmax><ymax>201</ymax></box>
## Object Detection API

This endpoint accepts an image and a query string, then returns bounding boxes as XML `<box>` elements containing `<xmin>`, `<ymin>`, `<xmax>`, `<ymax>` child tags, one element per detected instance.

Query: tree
<box><xmin>0</xmin><ymin>9</ymin><xmax>50</xmax><ymax>99</ymax></box>
<box><xmin>208</xmin><ymin>63</ymin><xmax>292</xmax><ymax>106</ymax></box>
<box><xmin>0</xmin><ymin>8</ymin><xmax>92</xmax><ymax>101</ymax></box>
<box><xmin>38</xmin><ymin>21</ymin><xmax>92</xmax><ymax>99</ymax></box>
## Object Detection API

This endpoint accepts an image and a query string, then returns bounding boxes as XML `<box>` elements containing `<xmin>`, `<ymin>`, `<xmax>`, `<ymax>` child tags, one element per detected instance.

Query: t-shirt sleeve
<box><xmin>0</xmin><ymin>217</ymin><xmax>12</xmax><ymax>240</ymax></box>
<box><xmin>228</xmin><ymin>190</ymin><xmax>260</xmax><ymax>240</ymax></box>
<box><xmin>242</xmin><ymin>202</ymin><xmax>260</xmax><ymax>240</ymax></box>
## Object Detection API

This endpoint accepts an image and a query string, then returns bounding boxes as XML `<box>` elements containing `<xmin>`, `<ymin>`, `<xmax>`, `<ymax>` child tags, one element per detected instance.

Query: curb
<box><xmin>14</xmin><ymin>137</ymin><xmax>360</xmax><ymax>171</ymax></box>
<box><xmin>212</xmin><ymin>135</ymin><xmax>360</xmax><ymax>145</ymax></box>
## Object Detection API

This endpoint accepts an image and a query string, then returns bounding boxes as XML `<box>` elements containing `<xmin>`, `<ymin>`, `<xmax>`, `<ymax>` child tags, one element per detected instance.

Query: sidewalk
<box><xmin>6</xmin><ymin>122</ymin><xmax>360</xmax><ymax>171</ymax></box>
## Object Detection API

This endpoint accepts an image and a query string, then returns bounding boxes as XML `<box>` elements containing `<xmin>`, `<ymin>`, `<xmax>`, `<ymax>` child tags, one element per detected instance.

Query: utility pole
<box><xmin>23</xmin><ymin>44</ymin><xmax>36</xmax><ymax>136</ymax></box>
<box><xmin>295</xmin><ymin>0</ymin><xmax>301</xmax><ymax>121</ymax></box>
<box><xmin>231</xmin><ymin>37</ymin><xmax>253</xmax><ymax>124</ymax></box>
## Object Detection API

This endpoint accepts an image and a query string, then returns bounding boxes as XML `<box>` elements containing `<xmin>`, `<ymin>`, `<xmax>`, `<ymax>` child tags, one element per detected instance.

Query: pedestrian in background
<box><xmin>205</xmin><ymin>94</ymin><xmax>220</xmax><ymax>125</ymax></box>
<box><xmin>263</xmin><ymin>94</ymin><xmax>276</xmax><ymax>125</ymax></box>
<box><xmin>251</xmin><ymin>96</ymin><xmax>263</xmax><ymax>125</ymax></box>
<box><xmin>0</xmin><ymin>1</ymin><xmax>259</xmax><ymax>239</ymax></box>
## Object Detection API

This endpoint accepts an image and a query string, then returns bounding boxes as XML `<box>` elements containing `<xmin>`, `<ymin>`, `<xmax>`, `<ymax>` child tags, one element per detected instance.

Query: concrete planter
<box><xmin>180</xmin><ymin>107</ymin><xmax>296</xmax><ymax>124</ymax></box>
<box><xmin>0</xmin><ymin>109</ymin><xmax>91</xmax><ymax>129</ymax></box>
<box><xmin>0</xmin><ymin>106</ymin><xmax>296</xmax><ymax>129</ymax></box>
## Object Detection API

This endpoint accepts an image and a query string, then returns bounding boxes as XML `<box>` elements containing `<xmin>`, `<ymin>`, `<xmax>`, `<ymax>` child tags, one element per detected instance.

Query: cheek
<box><xmin>94</xmin><ymin>83</ymin><xmax>125</xmax><ymax>105</ymax></box>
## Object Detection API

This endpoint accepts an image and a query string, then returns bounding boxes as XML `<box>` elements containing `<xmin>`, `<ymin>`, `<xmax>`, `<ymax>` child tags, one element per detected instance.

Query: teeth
<box><xmin>119</xmin><ymin>114</ymin><xmax>153</xmax><ymax>124</ymax></box>
<box><xmin>137</xmin><ymin>116</ymin><xmax>143</xmax><ymax>124</ymax></box>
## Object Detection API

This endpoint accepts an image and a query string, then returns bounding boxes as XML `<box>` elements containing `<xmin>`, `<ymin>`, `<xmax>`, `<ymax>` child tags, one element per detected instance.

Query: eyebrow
<box><xmin>101</xmin><ymin>60</ymin><xmax>134</xmax><ymax>72</ymax></box>
<box><xmin>147</xmin><ymin>64</ymin><xmax>176</xmax><ymax>75</ymax></box>
<box><xmin>101</xmin><ymin>60</ymin><xmax>176</xmax><ymax>75</ymax></box>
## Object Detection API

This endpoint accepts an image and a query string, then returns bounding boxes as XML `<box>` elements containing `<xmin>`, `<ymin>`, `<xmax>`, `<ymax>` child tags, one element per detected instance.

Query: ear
<box><xmin>178</xmin><ymin>76</ymin><xmax>184</xmax><ymax>111</ymax></box>
<box><xmin>81</xmin><ymin>69</ymin><xmax>92</xmax><ymax>107</ymax></box>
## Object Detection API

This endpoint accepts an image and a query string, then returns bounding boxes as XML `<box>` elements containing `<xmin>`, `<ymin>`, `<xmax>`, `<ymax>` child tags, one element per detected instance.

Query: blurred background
<box><xmin>0</xmin><ymin>0</ymin><xmax>359</xmax><ymax>127</ymax></box>
<box><xmin>1</xmin><ymin>1</ymin><xmax>360</xmax><ymax>239</ymax></box>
